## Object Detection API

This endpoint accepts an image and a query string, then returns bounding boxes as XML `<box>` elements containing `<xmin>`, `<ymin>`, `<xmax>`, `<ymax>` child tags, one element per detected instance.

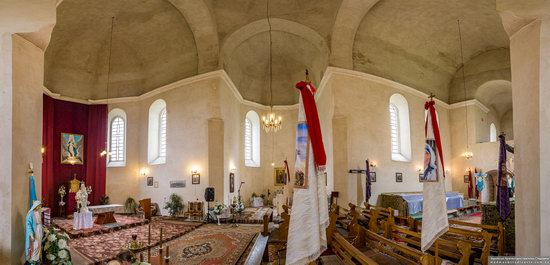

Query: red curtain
<box><xmin>86</xmin><ymin>104</ymin><xmax>107</xmax><ymax>205</ymax></box>
<box><xmin>42</xmin><ymin>95</ymin><xmax>107</xmax><ymax>216</ymax></box>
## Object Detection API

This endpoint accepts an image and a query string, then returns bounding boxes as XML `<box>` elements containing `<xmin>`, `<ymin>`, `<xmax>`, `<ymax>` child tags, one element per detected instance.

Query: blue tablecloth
<box><xmin>400</xmin><ymin>192</ymin><xmax>464</xmax><ymax>215</ymax></box>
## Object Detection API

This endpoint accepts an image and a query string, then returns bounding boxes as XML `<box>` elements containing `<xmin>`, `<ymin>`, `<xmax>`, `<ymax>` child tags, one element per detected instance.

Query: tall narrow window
<box><xmin>490</xmin><ymin>123</ymin><xmax>497</xmax><ymax>142</ymax></box>
<box><xmin>389</xmin><ymin>94</ymin><xmax>411</xmax><ymax>162</ymax></box>
<box><xmin>159</xmin><ymin>109</ymin><xmax>167</xmax><ymax>158</ymax></box>
<box><xmin>389</xmin><ymin>104</ymin><xmax>400</xmax><ymax>155</ymax></box>
<box><xmin>108</xmin><ymin>108</ymin><xmax>126</xmax><ymax>167</ymax></box>
<box><xmin>245</xmin><ymin>110</ymin><xmax>260</xmax><ymax>167</ymax></box>
<box><xmin>148</xmin><ymin>99</ymin><xmax>167</xmax><ymax>165</ymax></box>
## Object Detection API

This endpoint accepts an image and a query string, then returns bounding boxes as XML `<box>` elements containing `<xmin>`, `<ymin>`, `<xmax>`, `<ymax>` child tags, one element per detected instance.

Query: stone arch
<box><xmin>329</xmin><ymin>0</ymin><xmax>379</xmax><ymax>69</ymax></box>
<box><xmin>168</xmin><ymin>0</ymin><xmax>220</xmax><ymax>73</ymax></box>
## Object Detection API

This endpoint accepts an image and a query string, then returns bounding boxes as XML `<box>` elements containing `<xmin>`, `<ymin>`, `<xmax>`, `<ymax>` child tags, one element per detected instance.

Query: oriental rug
<box><xmin>233</xmin><ymin>207</ymin><xmax>273</xmax><ymax>224</ymax></box>
<box><xmin>70</xmin><ymin>220</ymin><xmax>202</xmax><ymax>264</ymax></box>
<box><xmin>142</xmin><ymin>224</ymin><xmax>260</xmax><ymax>265</ymax></box>
<box><xmin>53</xmin><ymin>214</ymin><xmax>148</xmax><ymax>238</ymax></box>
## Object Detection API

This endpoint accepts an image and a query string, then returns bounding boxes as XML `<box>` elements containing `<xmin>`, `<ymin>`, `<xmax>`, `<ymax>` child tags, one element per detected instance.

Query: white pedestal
<box><xmin>73</xmin><ymin>212</ymin><xmax>93</xmax><ymax>230</ymax></box>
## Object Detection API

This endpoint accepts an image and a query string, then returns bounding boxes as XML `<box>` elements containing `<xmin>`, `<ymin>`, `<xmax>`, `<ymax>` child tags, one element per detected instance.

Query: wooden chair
<box><xmin>184</xmin><ymin>201</ymin><xmax>204</xmax><ymax>221</ymax></box>
<box><xmin>139</xmin><ymin>198</ymin><xmax>152</xmax><ymax>221</ymax></box>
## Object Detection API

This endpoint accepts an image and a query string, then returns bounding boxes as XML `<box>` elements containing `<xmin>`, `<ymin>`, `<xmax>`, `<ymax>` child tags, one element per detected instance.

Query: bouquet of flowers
<box><xmin>43</xmin><ymin>226</ymin><xmax>72</xmax><ymax>265</ymax></box>
<box><xmin>213</xmin><ymin>202</ymin><xmax>225</xmax><ymax>215</ymax></box>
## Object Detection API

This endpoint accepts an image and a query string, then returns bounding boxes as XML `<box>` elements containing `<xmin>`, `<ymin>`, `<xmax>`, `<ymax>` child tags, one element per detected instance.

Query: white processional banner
<box><xmin>286</xmin><ymin>95</ymin><xmax>329</xmax><ymax>265</ymax></box>
<box><xmin>421</xmin><ymin>105</ymin><xmax>449</xmax><ymax>252</ymax></box>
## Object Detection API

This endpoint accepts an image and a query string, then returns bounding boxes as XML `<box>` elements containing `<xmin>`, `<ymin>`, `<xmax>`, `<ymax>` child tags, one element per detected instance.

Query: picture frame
<box><xmin>419</xmin><ymin>174</ymin><xmax>424</xmax><ymax>182</ymax></box>
<box><xmin>274</xmin><ymin>167</ymin><xmax>286</xmax><ymax>186</ymax></box>
<box><xmin>464</xmin><ymin>175</ymin><xmax>469</xmax><ymax>183</ymax></box>
<box><xmin>147</xmin><ymin>177</ymin><xmax>154</xmax><ymax>186</ymax></box>
<box><xmin>396</xmin><ymin>172</ymin><xmax>403</xmax><ymax>183</ymax></box>
<box><xmin>229</xmin><ymin>173</ymin><xmax>235</xmax><ymax>193</ymax></box>
<box><xmin>170</xmin><ymin>180</ymin><xmax>186</xmax><ymax>188</ymax></box>
<box><xmin>192</xmin><ymin>173</ymin><xmax>200</xmax><ymax>185</ymax></box>
<box><xmin>61</xmin><ymin>133</ymin><xmax>84</xmax><ymax>165</ymax></box>
<box><xmin>154</xmin><ymin>181</ymin><xmax>159</xmax><ymax>188</ymax></box>
<box><xmin>369</xmin><ymin>172</ymin><xmax>376</xmax><ymax>182</ymax></box>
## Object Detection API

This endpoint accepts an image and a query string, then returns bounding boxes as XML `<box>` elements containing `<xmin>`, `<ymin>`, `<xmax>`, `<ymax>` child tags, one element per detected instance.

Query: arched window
<box><xmin>490</xmin><ymin>123</ymin><xmax>497</xmax><ymax>142</ymax></box>
<box><xmin>108</xmin><ymin>108</ymin><xmax>126</xmax><ymax>167</ymax></box>
<box><xmin>148</xmin><ymin>99</ymin><xmax>167</xmax><ymax>165</ymax></box>
<box><xmin>389</xmin><ymin>94</ymin><xmax>411</xmax><ymax>162</ymax></box>
<box><xmin>244</xmin><ymin>110</ymin><xmax>260</xmax><ymax>167</ymax></box>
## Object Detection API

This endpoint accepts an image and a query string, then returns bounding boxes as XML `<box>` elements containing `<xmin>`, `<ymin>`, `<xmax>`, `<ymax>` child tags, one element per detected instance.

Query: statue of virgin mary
<box><xmin>25</xmin><ymin>200</ymin><xmax>43</xmax><ymax>263</ymax></box>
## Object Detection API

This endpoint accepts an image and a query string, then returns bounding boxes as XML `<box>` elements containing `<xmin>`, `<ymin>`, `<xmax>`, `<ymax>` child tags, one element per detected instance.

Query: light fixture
<box><xmin>261</xmin><ymin>0</ymin><xmax>282</xmax><ymax>133</ymax></box>
<box><xmin>457</xmin><ymin>20</ymin><xmax>473</xmax><ymax>161</ymax></box>
<box><xmin>41</xmin><ymin>147</ymin><xmax>45</xmax><ymax>154</ymax></box>
<box><xmin>100</xmin><ymin>16</ymin><xmax>116</xmax><ymax>157</ymax></box>
<box><xmin>271</xmin><ymin>162</ymin><xmax>275</xmax><ymax>167</ymax></box>
<box><xmin>140</xmin><ymin>168</ymin><xmax>149</xmax><ymax>177</ymax></box>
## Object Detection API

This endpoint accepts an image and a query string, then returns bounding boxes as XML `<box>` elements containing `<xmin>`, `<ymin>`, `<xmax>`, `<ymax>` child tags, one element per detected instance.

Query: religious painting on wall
<box><xmin>418</xmin><ymin>174</ymin><xmax>424</xmax><ymax>182</ymax></box>
<box><xmin>369</xmin><ymin>172</ymin><xmax>377</xmax><ymax>182</ymax></box>
<box><xmin>395</xmin><ymin>172</ymin><xmax>403</xmax><ymax>183</ymax></box>
<box><xmin>229</xmin><ymin>173</ymin><xmax>235</xmax><ymax>193</ymax></box>
<box><xmin>463</xmin><ymin>175</ymin><xmax>469</xmax><ymax>183</ymax></box>
<box><xmin>147</xmin><ymin>177</ymin><xmax>153</xmax><ymax>186</ymax></box>
<box><xmin>421</xmin><ymin>139</ymin><xmax>439</xmax><ymax>182</ymax></box>
<box><xmin>274</xmin><ymin>167</ymin><xmax>286</xmax><ymax>186</ymax></box>
<box><xmin>294</xmin><ymin>122</ymin><xmax>309</xmax><ymax>189</ymax></box>
<box><xmin>192</xmin><ymin>173</ymin><xmax>200</xmax><ymax>184</ymax></box>
<box><xmin>61</xmin><ymin>133</ymin><xmax>84</xmax><ymax>165</ymax></box>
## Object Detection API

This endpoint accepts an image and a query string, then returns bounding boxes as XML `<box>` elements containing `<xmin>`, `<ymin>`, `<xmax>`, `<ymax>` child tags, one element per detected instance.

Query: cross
<box><xmin>428</xmin><ymin>93</ymin><xmax>436</xmax><ymax>101</ymax></box>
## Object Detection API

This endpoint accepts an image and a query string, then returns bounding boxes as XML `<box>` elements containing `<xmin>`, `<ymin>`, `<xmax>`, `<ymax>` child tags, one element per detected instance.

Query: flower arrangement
<box><xmin>58</xmin><ymin>186</ymin><xmax>66</xmax><ymax>207</ymax></box>
<box><xmin>212</xmin><ymin>202</ymin><xmax>225</xmax><ymax>215</ymax></box>
<box><xmin>43</xmin><ymin>226</ymin><xmax>72</xmax><ymax>264</ymax></box>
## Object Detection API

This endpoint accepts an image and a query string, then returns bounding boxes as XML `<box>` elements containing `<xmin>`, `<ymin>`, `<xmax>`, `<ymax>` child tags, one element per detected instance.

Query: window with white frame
<box><xmin>148</xmin><ymin>99</ymin><xmax>167</xmax><ymax>165</ymax></box>
<box><xmin>490</xmin><ymin>123</ymin><xmax>497</xmax><ymax>142</ymax></box>
<box><xmin>389</xmin><ymin>94</ymin><xmax>411</xmax><ymax>162</ymax></box>
<box><xmin>244</xmin><ymin>110</ymin><xmax>260</xmax><ymax>167</ymax></box>
<box><xmin>108</xmin><ymin>108</ymin><xmax>126</xmax><ymax>167</ymax></box>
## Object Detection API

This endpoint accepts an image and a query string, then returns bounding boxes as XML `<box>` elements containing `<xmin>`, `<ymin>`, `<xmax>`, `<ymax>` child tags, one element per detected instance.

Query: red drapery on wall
<box><xmin>42</xmin><ymin>95</ymin><xmax>107</xmax><ymax>216</ymax></box>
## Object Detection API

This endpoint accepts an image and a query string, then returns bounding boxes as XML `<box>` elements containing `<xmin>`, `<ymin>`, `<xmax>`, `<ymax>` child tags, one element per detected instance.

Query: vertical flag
<box><xmin>29</xmin><ymin>174</ymin><xmax>38</xmax><ymax>209</ymax></box>
<box><xmin>365</xmin><ymin>160</ymin><xmax>372</xmax><ymax>203</ymax></box>
<box><xmin>421</xmin><ymin>100</ymin><xmax>449</xmax><ymax>252</ymax></box>
<box><xmin>286</xmin><ymin>81</ymin><xmax>329</xmax><ymax>265</ymax></box>
<box><xmin>496</xmin><ymin>135</ymin><xmax>511</xmax><ymax>220</ymax></box>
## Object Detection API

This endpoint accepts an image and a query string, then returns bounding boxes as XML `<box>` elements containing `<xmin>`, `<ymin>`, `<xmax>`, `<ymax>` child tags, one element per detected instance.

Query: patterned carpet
<box><xmin>53</xmin><ymin>214</ymin><xmax>149</xmax><ymax>238</ymax></box>
<box><xmin>233</xmin><ymin>207</ymin><xmax>273</xmax><ymax>224</ymax></box>
<box><xmin>70</xmin><ymin>219</ymin><xmax>202</xmax><ymax>264</ymax></box>
<box><xmin>142</xmin><ymin>224</ymin><xmax>261</xmax><ymax>265</ymax></box>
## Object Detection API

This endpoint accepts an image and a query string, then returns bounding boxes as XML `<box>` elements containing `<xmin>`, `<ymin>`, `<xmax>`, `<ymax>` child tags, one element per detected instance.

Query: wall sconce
<box><xmin>369</xmin><ymin>161</ymin><xmax>377</xmax><ymax>168</ymax></box>
<box><xmin>41</xmin><ymin>147</ymin><xmax>45</xmax><ymax>154</ymax></box>
<box><xmin>191</xmin><ymin>169</ymin><xmax>199</xmax><ymax>174</ymax></box>
<box><xmin>139</xmin><ymin>168</ymin><xmax>149</xmax><ymax>177</ymax></box>
<box><xmin>417</xmin><ymin>167</ymin><xmax>423</xmax><ymax>173</ymax></box>
<box><xmin>230</xmin><ymin>167</ymin><xmax>236</xmax><ymax>173</ymax></box>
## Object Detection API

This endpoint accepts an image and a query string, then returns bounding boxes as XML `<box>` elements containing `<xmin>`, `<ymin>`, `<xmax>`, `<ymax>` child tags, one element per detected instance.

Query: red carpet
<box><xmin>53</xmin><ymin>214</ymin><xmax>148</xmax><ymax>238</ymax></box>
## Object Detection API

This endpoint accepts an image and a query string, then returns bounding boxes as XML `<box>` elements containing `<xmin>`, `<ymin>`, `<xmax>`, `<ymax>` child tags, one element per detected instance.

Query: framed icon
<box><xmin>192</xmin><ymin>173</ymin><xmax>200</xmax><ymax>185</ymax></box>
<box><xmin>396</xmin><ymin>172</ymin><xmax>403</xmax><ymax>183</ymax></box>
<box><xmin>147</xmin><ymin>177</ymin><xmax>153</xmax><ymax>186</ymax></box>
<box><xmin>369</xmin><ymin>172</ymin><xmax>376</xmax><ymax>182</ymax></box>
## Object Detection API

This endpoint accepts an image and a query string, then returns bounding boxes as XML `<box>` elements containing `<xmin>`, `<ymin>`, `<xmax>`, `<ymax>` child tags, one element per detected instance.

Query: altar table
<box><xmin>88</xmin><ymin>204</ymin><xmax>124</xmax><ymax>225</ymax></box>
<box><xmin>73</xmin><ymin>212</ymin><xmax>93</xmax><ymax>230</ymax></box>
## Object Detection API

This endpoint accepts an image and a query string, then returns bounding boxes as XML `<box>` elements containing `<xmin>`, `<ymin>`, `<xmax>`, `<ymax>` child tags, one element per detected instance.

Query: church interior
<box><xmin>1</xmin><ymin>0</ymin><xmax>549</xmax><ymax>264</ymax></box>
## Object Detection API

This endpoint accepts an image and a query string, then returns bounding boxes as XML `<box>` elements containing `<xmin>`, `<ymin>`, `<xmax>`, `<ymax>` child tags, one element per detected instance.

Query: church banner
<box><xmin>421</xmin><ymin>101</ymin><xmax>449</xmax><ymax>252</ymax></box>
<box><xmin>286</xmin><ymin>81</ymin><xmax>329</xmax><ymax>265</ymax></box>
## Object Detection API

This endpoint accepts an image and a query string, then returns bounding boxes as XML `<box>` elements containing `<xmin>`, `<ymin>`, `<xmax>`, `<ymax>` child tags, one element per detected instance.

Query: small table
<box><xmin>73</xmin><ymin>212</ymin><xmax>93</xmax><ymax>230</ymax></box>
<box><xmin>88</xmin><ymin>204</ymin><xmax>123</xmax><ymax>225</ymax></box>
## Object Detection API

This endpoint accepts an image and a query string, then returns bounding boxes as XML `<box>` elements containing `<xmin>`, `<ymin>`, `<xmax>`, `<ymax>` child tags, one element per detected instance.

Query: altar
<box><xmin>89</xmin><ymin>204</ymin><xmax>124</xmax><ymax>225</ymax></box>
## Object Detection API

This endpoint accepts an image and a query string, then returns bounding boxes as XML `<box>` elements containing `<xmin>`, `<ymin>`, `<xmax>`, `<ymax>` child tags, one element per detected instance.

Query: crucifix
<box><xmin>428</xmin><ymin>93</ymin><xmax>436</xmax><ymax>101</ymax></box>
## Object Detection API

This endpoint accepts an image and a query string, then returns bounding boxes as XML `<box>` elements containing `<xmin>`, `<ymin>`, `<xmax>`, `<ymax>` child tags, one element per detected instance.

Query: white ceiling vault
<box><xmin>37</xmin><ymin>0</ymin><xmax>511</xmax><ymax>107</ymax></box>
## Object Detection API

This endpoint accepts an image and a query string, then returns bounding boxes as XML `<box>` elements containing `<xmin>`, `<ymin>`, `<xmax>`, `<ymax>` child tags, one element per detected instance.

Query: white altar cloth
<box><xmin>73</xmin><ymin>212</ymin><xmax>93</xmax><ymax>230</ymax></box>
<box><xmin>88</xmin><ymin>204</ymin><xmax>124</xmax><ymax>214</ymax></box>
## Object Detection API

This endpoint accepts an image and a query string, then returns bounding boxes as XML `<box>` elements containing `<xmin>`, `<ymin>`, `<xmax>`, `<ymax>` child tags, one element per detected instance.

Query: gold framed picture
<box><xmin>61</xmin><ymin>133</ymin><xmax>84</xmax><ymax>165</ymax></box>
<box><xmin>274</xmin><ymin>167</ymin><xmax>286</xmax><ymax>186</ymax></box>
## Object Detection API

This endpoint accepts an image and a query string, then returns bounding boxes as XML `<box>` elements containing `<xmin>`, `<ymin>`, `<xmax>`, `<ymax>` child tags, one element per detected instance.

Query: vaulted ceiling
<box><xmin>41</xmin><ymin>0</ymin><xmax>511</xmax><ymax>106</ymax></box>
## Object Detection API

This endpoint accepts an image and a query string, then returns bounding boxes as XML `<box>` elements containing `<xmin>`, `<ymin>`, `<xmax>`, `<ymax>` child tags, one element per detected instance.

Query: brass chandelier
<box><xmin>261</xmin><ymin>0</ymin><xmax>282</xmax><ymax>133</ymax></box>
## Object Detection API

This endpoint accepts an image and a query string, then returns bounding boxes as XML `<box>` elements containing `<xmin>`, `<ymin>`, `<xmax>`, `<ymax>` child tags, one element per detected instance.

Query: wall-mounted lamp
<box><xmin>41</xmin><ymin>147</ymin><xmax>45</xmax><ymax>154</ymax></box>
<box><xmin>271</xmin><ymin>162</ymin><xmax>275</xmax><ymax>167</ymax></box>
<box><xmin>230</xmin><ymin>167</ymin><xmax>236</xmax><ymax>173</ymax></box>
<box><xmin>417</xmin><ymin>167</ymin><xmax>423</xmax><ymax>173</ymax></box>
<box><xmin>139</xmin><ymin>168</ymin><xmax>149</xmax><ymax>177</ymax></box>
<box><xmin>369</xmin><ymin>161</ymin><xmax>377</xmax><ymax>168</ymax></box>
<box><xmin>191</xmin><ymin>169</ymin><xmax>199</xmax><ymax>174</ymax></box>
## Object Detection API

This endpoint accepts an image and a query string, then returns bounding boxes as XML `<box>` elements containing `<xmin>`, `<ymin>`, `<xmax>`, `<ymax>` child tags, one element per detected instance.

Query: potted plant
<box><xmin>164</xmin><ymin>193</ymin><xmax>184</xmax><ymax>217</ymax></box>
<box><xmin>124</xmin><ymin>197</ymin><xmax>138</xmax><ymax>214</ymax></box>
